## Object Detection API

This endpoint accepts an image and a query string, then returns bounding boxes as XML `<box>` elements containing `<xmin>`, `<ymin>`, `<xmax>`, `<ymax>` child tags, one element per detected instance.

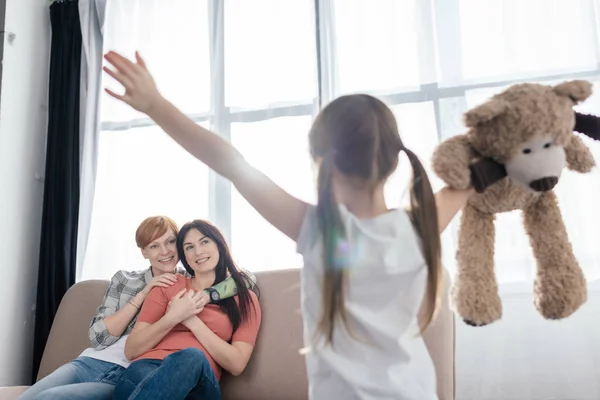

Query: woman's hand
<box><xmin>165</xmin><ymin>289</ymin><xmax>206</xmax><ymax>325</ymax></box>
<box><xmin>103</xmin><ymin>51</ymin><xmax>163</xmax><ymax>114</ymax></box>
<box><xmin>141</xmin><ymin>273</ymin><xmax>178</xmax><ymax>297</ymax></box>
<box><xmin>181</xmin><ymin>291</ymin><xmax>210</xmax><ymax>328</ymax></box>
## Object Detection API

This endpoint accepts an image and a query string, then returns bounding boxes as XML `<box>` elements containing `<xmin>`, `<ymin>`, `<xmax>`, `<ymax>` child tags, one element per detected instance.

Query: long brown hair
<box><xmin>308</xmin><ymin>94</ymin><xmax>443</xmax><ymax>345</ymax></box>
<box><xmin>176</xmin><ymin>220</ymin><xmax>258</xmax><ymax>332</ymax></box>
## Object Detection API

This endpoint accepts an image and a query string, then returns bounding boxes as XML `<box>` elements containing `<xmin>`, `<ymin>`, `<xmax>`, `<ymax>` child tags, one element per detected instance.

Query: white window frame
<box><xmin>98</xmin><ymin>0</ymin><xmax>600</xmax><ymax>249</ymax></box>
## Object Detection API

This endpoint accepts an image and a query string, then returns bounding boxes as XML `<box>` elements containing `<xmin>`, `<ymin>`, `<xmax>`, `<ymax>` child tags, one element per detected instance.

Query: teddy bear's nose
<box><xmin>529</xmin><ymin>177</ymin><xmax>558</xmax><ymax>192</ymax></box>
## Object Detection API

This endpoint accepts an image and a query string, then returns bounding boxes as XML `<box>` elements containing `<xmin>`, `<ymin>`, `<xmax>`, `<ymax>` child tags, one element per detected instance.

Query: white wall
<box><xmin>456</xmin><ymin>288</ymin><xmax>600</xmax><ymax>400</ymax></box>
<box><xmin>0</xmin><ymin>0</ymin><xmax>50</xmax><ymax>386</ymax></box>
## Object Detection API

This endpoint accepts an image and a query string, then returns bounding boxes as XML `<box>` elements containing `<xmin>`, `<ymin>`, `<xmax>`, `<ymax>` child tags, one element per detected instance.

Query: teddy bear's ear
<box><xmin>463</xmin><ymin>99</ymin><xmax>510</xmax><ymax>128</ymax></box>
<box><xmin>553</xmin><ymin>80</ymin><xmax>592</xmax><ymax>104</ymax></box>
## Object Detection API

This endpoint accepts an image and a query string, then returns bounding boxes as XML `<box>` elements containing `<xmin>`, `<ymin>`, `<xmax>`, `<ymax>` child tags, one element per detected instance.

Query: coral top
<box><xmin>135</xmin><ymin>274</ymin><xmax>261</xmax><ymax>380</ymax></box>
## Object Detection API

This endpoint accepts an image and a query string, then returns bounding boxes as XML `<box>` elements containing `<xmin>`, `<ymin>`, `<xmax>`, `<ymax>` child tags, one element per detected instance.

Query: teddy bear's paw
<box><xmin>534</xmin><ymin>269</ymin><xmax>587</xmax><ymax>320</ymax></box>
<box><xmin>463</xmin><ymin>319</ymin><xmax>489</xmax><ymax>327</ymax></box>
<box><xmin>437</xmin><ymin>167</ymin><xmax>472</xmax><ymax>190</ymax></box>
<box><xmin>451</xmin><ymin>281</ymin><xmax>502</xmax><ymax>327</ymax></box>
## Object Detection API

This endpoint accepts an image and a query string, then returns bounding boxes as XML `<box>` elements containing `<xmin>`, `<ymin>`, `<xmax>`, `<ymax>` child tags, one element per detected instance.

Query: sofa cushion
<box><xmin>37</xmin><ymin>279</ymin><xmax>111</xmax><ymax>381</ymax></box>
<box><xmin>221</xmin><ymin>269</ymin><xmax>308</xmax><ymax>399</ymax></box>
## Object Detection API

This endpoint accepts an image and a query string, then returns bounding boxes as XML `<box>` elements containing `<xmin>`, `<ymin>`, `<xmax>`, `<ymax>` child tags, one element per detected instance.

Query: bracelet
<box><xmin>129</xmin><ymin>300</ymin><xmax>141</xmax><ymax>309</ymax></box>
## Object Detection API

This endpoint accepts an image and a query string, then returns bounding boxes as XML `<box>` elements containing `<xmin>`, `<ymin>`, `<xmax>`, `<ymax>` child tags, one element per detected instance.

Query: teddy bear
<box><xmin>433</xmin><ymin>80</ymin><xmax>598</xmax><ymax>327</ymax></box>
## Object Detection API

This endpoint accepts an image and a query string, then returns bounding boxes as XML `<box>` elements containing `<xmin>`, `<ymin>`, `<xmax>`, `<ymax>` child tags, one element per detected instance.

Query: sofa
<box><xmin>0</xmin><ymin>268</ymin><xmax>455</xmax><ymax>399</ymax></box>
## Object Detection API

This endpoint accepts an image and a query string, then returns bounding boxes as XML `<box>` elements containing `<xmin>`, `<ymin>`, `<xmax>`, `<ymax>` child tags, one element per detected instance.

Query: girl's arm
<box><xmin>435</xmin><ymin>187</ymin><xmax>474</xmax><ymax>234</ymax></box>
<box><xmin>103</xmin><ymin>51</ymin><xmax>308</xmax><ymax>241</ymax></box>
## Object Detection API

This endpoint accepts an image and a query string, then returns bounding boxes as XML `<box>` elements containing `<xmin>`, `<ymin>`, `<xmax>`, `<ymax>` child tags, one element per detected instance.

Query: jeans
<box><xmin>113</xmin><ymin>348</ymin><xmax>221</xmax><ymax>400</ymax></box>
<box><xmin>18</xmin><ymin>356</ymin><xmax>124</xmax><ymax>400</ymax></box>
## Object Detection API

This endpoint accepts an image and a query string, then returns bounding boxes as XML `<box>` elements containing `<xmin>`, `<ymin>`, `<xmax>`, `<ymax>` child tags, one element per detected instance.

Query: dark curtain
<box><xmin>32</xmin><ymin>0</ymin><xmax>82</xmax><ymax>382</ymax></box>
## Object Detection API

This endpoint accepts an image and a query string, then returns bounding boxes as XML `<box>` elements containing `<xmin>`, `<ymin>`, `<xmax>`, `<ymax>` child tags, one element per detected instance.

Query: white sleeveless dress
<box><xmin>297</xmin><ymin>205</ymin><xmax>438</xmax><ymax>400</ymax></box>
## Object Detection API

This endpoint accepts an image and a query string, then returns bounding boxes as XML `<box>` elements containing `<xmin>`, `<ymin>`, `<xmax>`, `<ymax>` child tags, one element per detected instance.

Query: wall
<box><xmin>456</xmin><ymin>287</ymin><xmax>600</xmax><ymax>400</ymax></box>
<box><xmin>0</xmin><ymin>0</ymin><xmax>50</xmax><ymax>386</ymax></box>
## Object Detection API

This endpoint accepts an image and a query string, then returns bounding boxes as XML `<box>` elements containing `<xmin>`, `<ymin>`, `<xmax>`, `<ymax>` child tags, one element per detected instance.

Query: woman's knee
<box><xmin>33</xmin><ymin>387</ymin><xmax>71</xmax><ymax>400</ymax></box>
<box><xmin>171</xmin><ymin>348</ymin><xmax>207</xmax><ymax>361</ymax></box>
<box><xmin>32</xmin><ymin>390</ymin><xmax>51</xmax><ymax>400</ymax></box>
<box><xmin>166</xmin><ymin>348</ymin><xmax>210</xmax><ymax>370</ymax></box>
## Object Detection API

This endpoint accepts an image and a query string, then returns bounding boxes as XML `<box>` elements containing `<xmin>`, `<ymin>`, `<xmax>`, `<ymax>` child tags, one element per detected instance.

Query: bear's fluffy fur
<box><xmin>432</xmin><ymin>80</ymin><xmax>596</xmax><ymax>326</ymax></box>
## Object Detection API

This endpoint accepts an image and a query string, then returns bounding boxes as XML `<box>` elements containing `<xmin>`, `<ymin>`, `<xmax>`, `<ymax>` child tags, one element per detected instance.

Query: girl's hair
<box><xmin>176</xmin><ymin>220</ymin><xmax>258</xmax><ymax>332</ymax></box>
<box><xmin>308</xmin><ymin>94</ymin><xmax>443</xmax><ymax>345</ymax></box>
<box><xmin>135</xmin><ymin>216</ymin><xmax>179</xmax><ymax>249</ymax></box>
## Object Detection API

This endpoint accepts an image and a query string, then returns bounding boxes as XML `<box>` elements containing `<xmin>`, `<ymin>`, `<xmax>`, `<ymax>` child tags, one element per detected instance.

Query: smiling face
<box><xmin>182</xmin><ymin>228</ymin><xmax>221</xmax><ymax>275</ymax></box>
<box><xmin>141</xmin><ymin>229</ymin><xmax>179</xmax><ymax>274</ymax></box>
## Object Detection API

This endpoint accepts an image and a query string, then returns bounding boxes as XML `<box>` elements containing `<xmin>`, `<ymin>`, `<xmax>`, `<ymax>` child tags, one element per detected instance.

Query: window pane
<box><xmin>333</xmin><ymin>0</ymin><xmax>420</xmax><ymax>94</ymax></box>
<box><xmin>459</xmin><ymin>0</ymin><xmax>597</xmax><ymax>82</ymax></box>
<box><xmin>82</xmin><ymin>125</ymin><xmax>209</xmax><ymax>281</ymax></box>
<box><xmin>384</xmin><ymin>102</ymin><xmax>443</xmax><ymax>209</ymax></box>
<box><xmin>224</xmin><ymin>0</ymin><xmax>317</xmax><ymax>108</ymax></box>
<box><xmin>102</xmin><ymin>0</ymin><xmax>210</xmax><ymax>122</ymax></box>
<box><xmin>231</xmin><ymin>116</ymin><xmax>315</xmax><ymax>271</ymax></box>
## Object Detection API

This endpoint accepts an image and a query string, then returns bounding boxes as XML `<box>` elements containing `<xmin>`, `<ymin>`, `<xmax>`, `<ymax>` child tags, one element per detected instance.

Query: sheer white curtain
<box><xmin>85</xmin><ymin>0</ymin><xmax>600</xmax><ymax>287</ymax></box>
<box><xmin>77</xmin><ymin>0</ymin><xmax>107</xmax><ymax>282</ymax></box>
<box><xmin>82</xmin><ymin>0</ymin><xmax>318</xmax><ymax>280</ymax></box>
<box><xmin>83</xmin><ymin>0</ymin><xmax>600</xmax><ymax>398</ymax></box>
<box><xmin>81</xmin><ymin>0</ymin><xmax>213</xmax><ymax>280</ymax></box>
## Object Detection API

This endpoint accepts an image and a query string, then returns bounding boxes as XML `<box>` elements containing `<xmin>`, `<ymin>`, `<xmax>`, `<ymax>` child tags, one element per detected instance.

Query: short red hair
<box><xmin>135</xmin><ymin>216</ymin><xmax>179</xmax><ymax>249</ymax></box>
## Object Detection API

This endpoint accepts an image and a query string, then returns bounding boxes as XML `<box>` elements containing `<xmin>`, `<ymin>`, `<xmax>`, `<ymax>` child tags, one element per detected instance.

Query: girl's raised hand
<box><xmin>103</xmin><ymin>51</ymin><xmax>162</xmax><ymax>114</ymax></box>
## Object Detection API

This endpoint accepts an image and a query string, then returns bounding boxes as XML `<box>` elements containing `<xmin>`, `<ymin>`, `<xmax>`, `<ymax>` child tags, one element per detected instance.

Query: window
<box><xmin>224</xmin><ymin>0</ymin><xmax>317</xmax><ymax>109</ymax></box>
<box><xmin>85</xmin><ymin>0</ymin><xmax>600</xmax><ymax>287</ymax></box>
<box><xmin>458</xmin><ymin>0</ymin><xmax>597</xmax><ymax>83</ymax></box>
<box><xmin>82</xmin><ymin>125</ymin><xmax>210</xmax><ymax>281</ymax></box>
<box><xmin>230</xmin><ymin>116</ymin><xmax>315</xmax><ymax>271</ymax></box>
<box><xmin>332</xmin><ymin>0</ymin><xmax>421</xmax><ymax>94</ymax></box>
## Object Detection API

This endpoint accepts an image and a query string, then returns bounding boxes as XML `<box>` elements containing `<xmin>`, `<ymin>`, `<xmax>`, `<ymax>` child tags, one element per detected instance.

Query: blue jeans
<box><xmin>18</xmin><ymin>356</ymin><xmax>124</xmax><ymax>400</ymax></box>
<box><xmin>113</xmin><ymin>348</ymin><xmax>221</xmax><ymax>400</ymax></box>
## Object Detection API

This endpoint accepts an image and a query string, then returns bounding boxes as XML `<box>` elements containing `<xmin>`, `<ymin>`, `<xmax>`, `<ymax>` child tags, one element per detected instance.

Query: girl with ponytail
<box><xmin>103</xmin><ymin>51</ymin><xmax>502</xmax><ymax>400</ymax></box>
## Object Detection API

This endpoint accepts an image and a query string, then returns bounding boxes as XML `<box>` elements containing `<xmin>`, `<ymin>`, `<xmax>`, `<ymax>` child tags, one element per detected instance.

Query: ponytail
<box><xmin>315</xmin><ymin>154</ymin><xmax>351</xmax><ymax>346</ymax></box>
<box><xmin>403</xmin><ymin>147</ymin><xmax>443</xmax><ymax>334</ymax></box>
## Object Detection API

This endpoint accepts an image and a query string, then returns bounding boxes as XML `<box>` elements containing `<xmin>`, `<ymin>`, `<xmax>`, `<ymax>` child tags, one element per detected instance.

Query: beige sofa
<box><xmin>0</xmin><ymin>268</ymin><xmax>455</xmax><ymax>399</ymax></box>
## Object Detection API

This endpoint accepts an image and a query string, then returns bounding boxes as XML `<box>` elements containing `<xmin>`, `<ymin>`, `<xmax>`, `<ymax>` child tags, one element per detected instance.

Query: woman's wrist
<box><xmin>130</xmin><ymin>291</ymin><xmax>146</xmax><ymax>309</ymax></box>
<box><xmin>146</xmin><ymin>94</ymin><xmax>169</xmax><ymax>119</ymax></box>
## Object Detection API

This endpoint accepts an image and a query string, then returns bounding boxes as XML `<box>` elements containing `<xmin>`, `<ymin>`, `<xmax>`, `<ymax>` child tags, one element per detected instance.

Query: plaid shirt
<box><xmin>88</xmin><ymin>266</ymin><xmax>258</xmax><ymax>349</ymax></box>
<box><xmin>88</xmin><ymin>266</ymin><xmax>189</xmax><ymax>349</ymax></box>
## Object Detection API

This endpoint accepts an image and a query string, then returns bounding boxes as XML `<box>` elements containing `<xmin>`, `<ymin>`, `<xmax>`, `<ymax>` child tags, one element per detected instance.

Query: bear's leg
<box><xmin>523</xmin><ymin>191</ymin><xmax>587</xmax><ymax>319</ymax></box>
<box><xmin>452</xmin><ymin>204</ymin><xmax>502</xmax><ymax>326</ymax></box>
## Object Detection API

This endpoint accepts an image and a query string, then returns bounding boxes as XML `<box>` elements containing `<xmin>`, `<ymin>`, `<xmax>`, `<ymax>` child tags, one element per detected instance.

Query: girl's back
<box><xmin>297</xmin><ymin>204</ymin><xmax>438</xmax><ymax>400</ymax></box>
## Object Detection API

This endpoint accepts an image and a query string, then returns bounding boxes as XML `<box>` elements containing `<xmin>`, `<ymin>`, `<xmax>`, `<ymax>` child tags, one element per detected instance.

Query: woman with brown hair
<box><xmin>19</xmin><ymin>216</ymin><xmax>254</xmax><ymax>400</ymax></box>
<box><xmin>113</xmin><ymin>220</ymin><xmax>261</xmax><ymax>400</ymax></box>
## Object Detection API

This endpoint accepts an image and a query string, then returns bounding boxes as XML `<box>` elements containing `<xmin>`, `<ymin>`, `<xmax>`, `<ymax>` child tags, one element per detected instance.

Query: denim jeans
<box><xmin>18</xmin><ymin>356</ymin><xmax>124</xmax><ymax>400</ymax></box>
<box><xmin>113</xmin><ymin>348</ymin><xmax>221</xmax><ymax>400</ymax></box>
